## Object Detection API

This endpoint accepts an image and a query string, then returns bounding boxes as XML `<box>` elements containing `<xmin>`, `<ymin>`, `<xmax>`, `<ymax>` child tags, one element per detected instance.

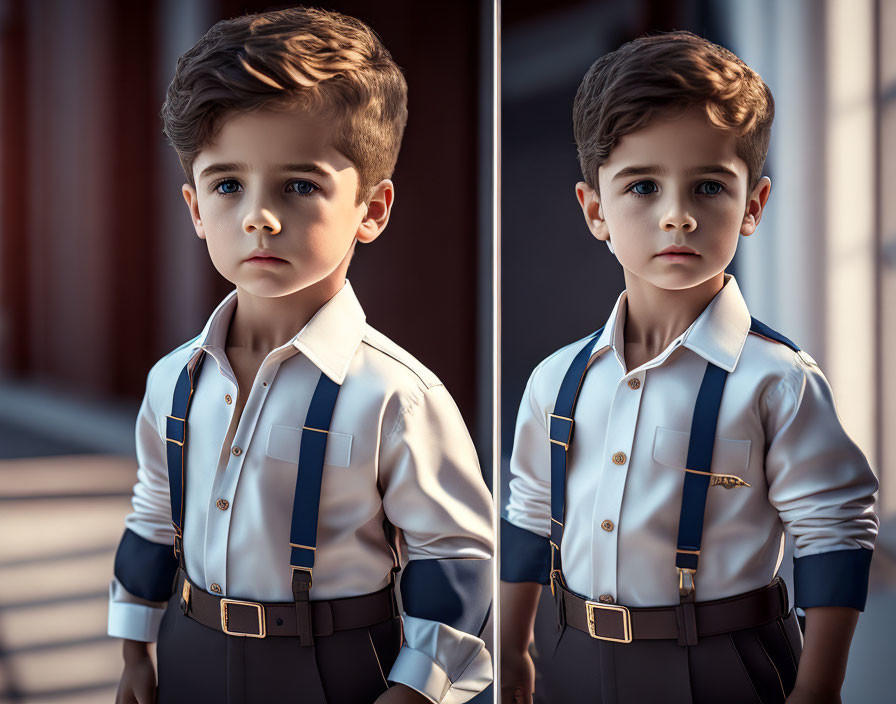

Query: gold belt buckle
<box><xmin>585</xmin><ymin>601</ymin><xmax>632</xmax><ymax>643</ymax></box>
<box><xmin>220</xmin><ymin>598</ymin><xmax>266</xmax><ymax>638</ymax></box>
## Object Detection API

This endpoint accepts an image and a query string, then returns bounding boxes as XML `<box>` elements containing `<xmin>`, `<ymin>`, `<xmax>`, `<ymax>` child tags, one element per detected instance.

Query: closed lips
<box><xmin>657</xmin><ymin>246</ymin><xmax>698</xmax><ymax>256</ymax></box>
<box><xmin>246</xmin><ymin>250</ymin><xmax>287</xmax><ymax>262</ymax></box>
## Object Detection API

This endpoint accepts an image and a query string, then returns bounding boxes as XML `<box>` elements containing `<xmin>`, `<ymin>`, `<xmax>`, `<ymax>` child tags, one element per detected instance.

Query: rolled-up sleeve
<box><xmin>378</xmin><ymin>383</ymin><xmax>493</xmax><ymax>704</ymax></box>
<box><xmin>502</xmin><ymin>362</ymin><xmax>553</xmax><ymax>584</ymax></box>
<box><xmin>108</xmin><ymin>360</ymin><xmax>176</xmax><ymax>641</ymax></box>
<box><xmin>764</xmin><ymin>354</ymin><xmax>879</xmax><ymax>610</ymax></box>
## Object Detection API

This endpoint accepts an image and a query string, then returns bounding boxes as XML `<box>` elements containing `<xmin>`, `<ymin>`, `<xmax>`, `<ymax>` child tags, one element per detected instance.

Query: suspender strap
<box><xmin>166</xmin><ymin>351</ymin><xmax>206</xmax><ymax>571</ymax></box>
<box><xmin>548</xmin><ymin>329</ymin><xmax>603</xmax><ymax>593</ymax></box>
<box><xmin>290</xmin><ymin>372</ymin><xmax>340</xmax><ymax>646</ymax></box>
<box><xmin>673</xmin><ymin>361</ymin><xmax>729</xmax><ymax>644</ymax></box>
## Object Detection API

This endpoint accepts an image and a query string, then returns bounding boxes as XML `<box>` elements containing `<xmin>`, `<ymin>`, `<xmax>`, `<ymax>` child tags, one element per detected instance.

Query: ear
<box><xmin>740</xmin><ymin>176</ymin><xmax>771</xmax><ymax>237</ymax></box>
<box><xmin>182</xmin><ymin>184</ymin><xmax>206</xmax><ymax>239</ymax></box>
<box><xmin>356</xmin><ymin>179</ymin><xmax>394</xmax><ymax>245</ymax></box>
<box><xmin>575</xmin><ymin>181</ymin><xmax>610</xmax><ymax>243</ymax></box>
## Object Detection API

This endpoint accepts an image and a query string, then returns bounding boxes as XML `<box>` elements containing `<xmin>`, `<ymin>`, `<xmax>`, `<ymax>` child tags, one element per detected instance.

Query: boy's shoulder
<box><xmin>143</xmin><ymin>334</ymin><xmax>203</xmax><ymax>403</ymax></box>
<box><xmin>525</xmin><ymin>329</ymin><xmax>604</xmax><ymax>411</ymax></box>
<box><xmin>357</xmin><ymin>323</ymin><xmax>442</xmax><ymax>393</ymax></box>
<box><xmin>741</xmin><ymin>315</ymin><xmax>820</xmax><ymax>379</ymax></box>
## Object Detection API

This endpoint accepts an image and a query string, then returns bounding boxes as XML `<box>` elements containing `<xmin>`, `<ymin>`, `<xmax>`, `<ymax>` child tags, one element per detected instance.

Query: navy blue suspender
<box><xmin>165</xmin><ymin>352</ymin><xmax>340</xmax><ymax>645</ymax></box>
<box><xmin>289</xmin><ymin>373</ymin><xmax>340</xmax><ymax>645</ymax></box>
<box><xmin>166</xmin><ymin>351</ymin><xmax>206</xmax><ymax>568</ymax></box>
<box><xmin>674</xmin><ymin>363</ymin><xmax>729</xmax><ymax>594</ymax></box>
<box><xmin>547</xmin><ymin>329</ymin><xmax>603</xmax><ymax>593</ymax></box>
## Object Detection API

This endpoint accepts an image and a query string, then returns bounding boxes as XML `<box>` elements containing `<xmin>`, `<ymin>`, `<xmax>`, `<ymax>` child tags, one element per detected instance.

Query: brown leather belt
<box><xmin>176</xmin><ymin>570</ymin><xmax>398</xmax><ymax>638</ymax></box>
<box><xmin>559</xmin><ymin>577</ymin><xmax>788</xmax><ymax>643</ymax></box>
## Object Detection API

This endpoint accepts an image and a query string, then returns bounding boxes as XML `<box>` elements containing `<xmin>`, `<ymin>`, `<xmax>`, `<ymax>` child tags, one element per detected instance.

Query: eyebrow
<box><xmin>610</xmin><ymin>164</ymin><xmax>740</xmax><ymax>181</ymax></box>
<box><xmin>197</xmin><ymin>162</ymin><xmax>332</xmax><ymax>181</ymax></box>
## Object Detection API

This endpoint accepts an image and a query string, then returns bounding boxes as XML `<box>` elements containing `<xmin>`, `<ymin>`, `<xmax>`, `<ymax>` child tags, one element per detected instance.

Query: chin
<box><xmin>238</xmin><ymin>280</ymin><xmax>306</xmax><ymax>298</ymax></box>
<box><xmin>645</xmin><ymin>273</ymin><xmax>711</xmax><ymax>291</ymax></box>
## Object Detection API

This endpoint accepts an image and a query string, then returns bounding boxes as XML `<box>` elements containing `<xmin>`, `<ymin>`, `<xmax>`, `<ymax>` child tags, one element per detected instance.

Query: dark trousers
<box><xmin>156</xmin><ymin>592</ymin><xmax>402</xmax><ymax>704</ymax></box>
<box><xmin>540</xmin><ymin>608</ymin><xmax>803</xmax><ymax>704</ymax></box>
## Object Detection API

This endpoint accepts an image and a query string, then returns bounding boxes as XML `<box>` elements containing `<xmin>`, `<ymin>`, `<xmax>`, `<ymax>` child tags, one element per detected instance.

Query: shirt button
<box><xmin>598</xmin><ymin>594</ymin><xmax>615</xmax><ymax>604</ymax></box>
<box><xmin>601</xmin><ymin>520</ymin><xmax>614</xmax><ymax>532</ymax></box>
<box><xmin>262</xmin><ymin>381</ymin><xmax>268</xmax><ymax>387</ymax></box>
<box><xmin>612</xmin><ymin>452</ymin><xmax>627</xmax><ymax>465</ymax></box>
<box><xmin>216</xmin><ymin>499</ymin><xmax>229</xmax><ymax>511</ymax></box>
<box><xmin>232</xmin><ymin>446</ymin><xmax>242</xmax><ymax>456</ymax></box>
<box><xmin>210</xmin><ymin>583</ymin><xmax>222</xmax><ymax>593</ymax></box>
<box><xmin>225</xmin><ymin>394</ymin><xmax>232</xmax><ymax>405</ymax></box>
<box><xmin>627</xmin><ymin>378</ymin><xmax>641</xmax><ymax>390</ymax></box>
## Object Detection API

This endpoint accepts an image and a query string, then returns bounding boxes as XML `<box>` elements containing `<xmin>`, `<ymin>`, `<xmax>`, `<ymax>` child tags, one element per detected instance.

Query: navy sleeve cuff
<box><xmin>793</xmin><ymin>547</ymin><xmax>873</xmax><ymax>611</ymax></box>
<box><xmin>500</xmin><ymin>518</ymin><xmax>550</xmax><ymax>584</ymax></box>
<box><xmin>401</xmin><ymin>557</ymin><xmax>492</xmax><ymax>636</ymax></box>
<box><xmin>114</xmin><ymin>528</ymin><xmax>179</xmax><ymax>602</ymax></box>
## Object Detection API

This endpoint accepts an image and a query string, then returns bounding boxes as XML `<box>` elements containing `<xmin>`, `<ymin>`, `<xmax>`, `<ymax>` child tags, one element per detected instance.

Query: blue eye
<box><xmin>697</xmin><ymin>181</ymin><xmax>724</xmax><ymax>196</ymax></box>
<box><xmin>214</xmin><ymin>179</ymin><xmax>241</xmax><ymax>195</ymax></box>
<box><xmin>629</xmin><ymin>180</ymin><xmax>657</xmax><ymax>196</ymax></box>
<box><xmin>289</xmin><ymin>180</ymin><xmax>318</xmax><ymax>196</ymax></box>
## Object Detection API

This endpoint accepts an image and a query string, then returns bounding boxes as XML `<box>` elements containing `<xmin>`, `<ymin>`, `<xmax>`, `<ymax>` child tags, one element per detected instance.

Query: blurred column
<box><xmin>824</xmin><ymin>0</ymin><xmax>877</xmax><ymax>470</ymax></box>
<box><xmin>0</xmin><ymin>0</ymin><xmax>29</xmax><ymax>376</ymax></box>
<box><xmin>877</xmin><ymin>0</ymin><xmax>895</xmax><ymax>519</ymax></box>
<box><xmin>154</xmin><ymin>0</ymin><xmax>217</xmax><ymax>353</ymax></box>
<box><xmin>723</xmin><ymin>0</ymin><xmax>827</xmax><ymax>359</ymax></box>
<box><xmin>24</xmin><ymin>0</ymin><xmax>115</xmax><ymax>393</ymax></box>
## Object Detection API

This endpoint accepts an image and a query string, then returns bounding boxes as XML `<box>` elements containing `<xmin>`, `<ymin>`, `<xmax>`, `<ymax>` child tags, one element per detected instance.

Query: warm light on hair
<box><xmin>573</xmin><ymin>31</ymin><xmax>775</xmax><ymax>195</ymax></box>
<box><xmin>161</xmin><ymin>6</ymin><xmax>408</xmax><ymax>203</ymax></box>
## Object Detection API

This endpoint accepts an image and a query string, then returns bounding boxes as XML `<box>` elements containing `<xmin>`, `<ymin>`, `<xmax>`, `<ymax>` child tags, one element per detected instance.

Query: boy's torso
<box><xmin>506</xmin><ymin>275</ymin><xmax>876</xmax><ymax>608</ymax></box>
<box><xmin>131</xmin><ymin>283</ymin><xmax>472</xmax><ymax>604</ymax></box>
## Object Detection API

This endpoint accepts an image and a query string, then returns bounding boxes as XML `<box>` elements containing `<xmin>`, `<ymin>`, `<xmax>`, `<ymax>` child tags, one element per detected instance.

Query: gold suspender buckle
<box><xmin>165</xmin><ymin>415</ymin><xmax>186</xmax><ymax>446</ymax></box>
<box><xmin>549</xmin><ymin>540</ymin><xmax>561</xmax><ymax>596</ymax></box>
<box><xmin>584</xmin><ymin>601</ymin><xmax>632</xmax><ymax>643</ymax></box>
<box><xmin>678</xmin><ymin>567</ymin><xmax>697</xmax><ymax>597</ymax></box>
<box><xmin>220</xmin><ymin>598</ymin><xmax>266</xmax><ymax>638</ymax></box>
<box><xmin>548</xmin><ymin>413</ymin><xmax>574</xmax><ymax>451</ymax></box>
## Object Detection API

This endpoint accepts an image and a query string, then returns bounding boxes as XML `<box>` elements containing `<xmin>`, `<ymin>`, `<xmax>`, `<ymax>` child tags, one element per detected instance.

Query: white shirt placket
<box><xmin>195</xmin><ymin>346</ymin><xmax>289</xmax><ymax>596</ymax></box>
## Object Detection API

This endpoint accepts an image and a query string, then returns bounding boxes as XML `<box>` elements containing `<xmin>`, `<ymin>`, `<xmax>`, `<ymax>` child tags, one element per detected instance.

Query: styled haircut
<box><xmin>573</xmin><ymin>31</ymin><xmax>774</xmax><ymax>195</ymax></box>
<box><xmin>161</xmin><ymin>6</ymin><xmax>408</xmax><ymax>203</ymax></box>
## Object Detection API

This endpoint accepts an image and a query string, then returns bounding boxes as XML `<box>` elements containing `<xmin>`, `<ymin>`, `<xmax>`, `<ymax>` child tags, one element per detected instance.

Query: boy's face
<box><xmin>182</xmin><ymin>105</ymin><xmax>392</xmax><ymax>300</ymax></box>
<box><xmin>577</xmin><ymin>106</ymin><xmax>770</xmax><ymax>293</ymax></box>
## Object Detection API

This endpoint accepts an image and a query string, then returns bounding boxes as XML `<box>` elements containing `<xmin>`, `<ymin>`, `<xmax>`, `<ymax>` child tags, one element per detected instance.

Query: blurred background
<box><xmin>501</xmin><ymin>0</ymin><xmax>895</xmax><ymax>701</ymax></box>
<box><xmin>0</xmin><ymin>0</ymin><xmax>494</xmax><ymax>701</ymax></box>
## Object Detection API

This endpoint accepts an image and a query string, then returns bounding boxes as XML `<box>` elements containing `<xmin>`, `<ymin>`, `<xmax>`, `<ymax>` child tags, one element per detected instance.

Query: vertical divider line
<box><xmin>492</xmin><ymin>0</ymin><xmax>501</xmax><ymax>699</ymax></box>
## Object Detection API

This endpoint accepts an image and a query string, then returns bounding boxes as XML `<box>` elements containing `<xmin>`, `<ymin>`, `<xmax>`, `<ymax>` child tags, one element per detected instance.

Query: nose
<box><xmin>242</xmin><ymin>206</ymin><xmax>281</xmax><ymax>235</ymax></box>
<box><xmin>660</xmin><ymin>197</ymin><xmax>697</xmax><ymax>233</ymax></box>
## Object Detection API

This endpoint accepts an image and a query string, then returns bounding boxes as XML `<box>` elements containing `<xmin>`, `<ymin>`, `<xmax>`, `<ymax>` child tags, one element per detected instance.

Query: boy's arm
<box><xmin>786</xmin><ymin>607</ymin><xmax>859</xmax><ymax>703</ymax></box>
<box><xmin>377</xmin><ymin>383</ymin><xmax>494</xmax><ymax>704</ymax></box>
<box><xmin>109</xmin><ymin>360</ymin><xmax>178</xmax><ymax>642</ymax></box>
<box><xmin>500</xmin><ymin>363</ymin><xmax>553</xmax><ymax>702</ymax></box>
<box><xmin>499</xmin><ymin>581</ymin><xmax>540</xmax><ymax>704</ymax></box>
<box><xmin>764</xmin><ymin>355</ymin><xmax>879</xmax><ymax>696</ymax></box>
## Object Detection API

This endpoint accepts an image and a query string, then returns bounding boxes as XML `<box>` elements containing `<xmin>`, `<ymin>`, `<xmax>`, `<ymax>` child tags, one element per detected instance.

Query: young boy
<box><xmin>108</xmin><ymin>8</ymin><xmax>493</xmax><ymax>704</ymax></box>
<box><xmin>501</xmin><ymin>31</ymin><xmax>878</xmax><ymax>704</ymax></box>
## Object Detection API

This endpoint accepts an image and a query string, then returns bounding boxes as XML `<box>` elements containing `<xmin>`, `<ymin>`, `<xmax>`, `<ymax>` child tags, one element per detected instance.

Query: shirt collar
<box><xmin>190</xmin><ymin>280</ymin><xmax>367</xmax><ymax>384</ymax></box>
<box><xmin>590</xmin><ymin>274</ymin><xmax>752</xmax><ymax>373</ymax></box>
<box><xmin>681</xmin><ymin>275</ymin><xmax>752</xmax><ymax>372</ymax></box>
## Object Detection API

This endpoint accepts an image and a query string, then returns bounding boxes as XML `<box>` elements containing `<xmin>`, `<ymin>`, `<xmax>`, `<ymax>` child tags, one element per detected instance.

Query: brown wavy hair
<box><xmin>573</xmin><ymin>31</ymin><xmax>774</xmax><ymax>195</ymax></box>
<box><xmin>161</xmin><ymin>6</ymin><xmax>408</xmax><ymax>203</ymax></box>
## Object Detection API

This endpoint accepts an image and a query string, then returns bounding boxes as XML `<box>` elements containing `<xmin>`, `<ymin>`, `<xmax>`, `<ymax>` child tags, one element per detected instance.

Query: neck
<box><xmin>227</xmin><ymin>276</ymin><xmax>346</xmax><ymax>354</ymax></box>
<box><xmin>622</xmin><ymin>271</ymin><xmax>726</xmax><ymax>359</ymax></box>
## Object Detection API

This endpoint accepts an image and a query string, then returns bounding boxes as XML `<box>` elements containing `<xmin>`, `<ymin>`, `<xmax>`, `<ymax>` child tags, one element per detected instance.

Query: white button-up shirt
<box><xmin>506</xmin><ymin>275</ymin><xmax>878</xmax><ymax>607</ymax></box>
<box><xmin>108</xmin><ymin>281</ymin><xmax>494</xmax><ymax>704</ymax></box>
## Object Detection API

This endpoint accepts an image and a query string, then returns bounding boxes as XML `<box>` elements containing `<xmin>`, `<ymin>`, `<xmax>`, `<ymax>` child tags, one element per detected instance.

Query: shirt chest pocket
<box><xmin>652</xmin><ymin>426</ymin><xmax>751</xmax><ymax>486</ymax></box>
<box><xmin>265</xmin><ymin>425</ymin><xmax>353</xmax><ymax>468</ymax></box>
